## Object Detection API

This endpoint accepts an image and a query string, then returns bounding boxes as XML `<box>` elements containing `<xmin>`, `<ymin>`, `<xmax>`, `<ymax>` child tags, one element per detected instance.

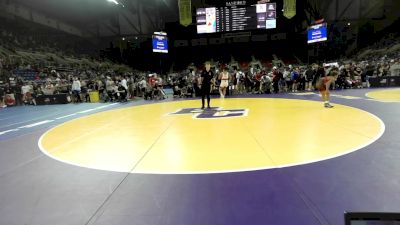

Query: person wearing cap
<box><xmin>199</xmin><ymin>62</ymin><xmax>214</xmax><ymax>109</ymax></box>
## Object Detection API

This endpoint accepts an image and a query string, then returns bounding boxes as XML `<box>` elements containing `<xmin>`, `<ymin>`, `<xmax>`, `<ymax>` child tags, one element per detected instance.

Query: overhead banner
<box><xmin>179</xmin><ymin>0</ymin><xmax>192</xmax><ymax>27</ymax></box>
<box><xmin>283</xmin><ymin>0</ymin><xmax>296</xmax><ymax>19</ymax></box>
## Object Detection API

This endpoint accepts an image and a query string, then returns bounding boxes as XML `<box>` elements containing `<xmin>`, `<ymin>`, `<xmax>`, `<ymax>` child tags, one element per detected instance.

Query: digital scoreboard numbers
<box><xmin>196</xmin><ymin>3</ymin><xmax>276</xmax><ymax>34</ymax></box>
<box><xmin>152</xmin><ymin>32</ymin><xmax>168</xmax><ymax>53</ymax></box>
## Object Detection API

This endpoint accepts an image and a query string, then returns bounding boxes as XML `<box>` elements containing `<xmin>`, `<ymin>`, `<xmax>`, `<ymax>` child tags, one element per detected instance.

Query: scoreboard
<box><xmin>152</xmin><ymin>32</ymin><xmax>168</xmax><ymax>53</ymax></box>
<box><xmin>196</xmin><ymin>3</ymin><xmax>277</xmax><ymax>34</ymax></box>
<box><xmin>307</xmin><ymin>23</ymin><xmax>328</xmax><ymax>44</ymax></box>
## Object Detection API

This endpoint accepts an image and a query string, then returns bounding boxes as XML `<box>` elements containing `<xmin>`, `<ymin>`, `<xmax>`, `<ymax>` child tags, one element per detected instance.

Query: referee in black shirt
<box><xmin>200</xmin><ymin>62</ymin><xmax>213</xmax><ymax>109</ymax></box>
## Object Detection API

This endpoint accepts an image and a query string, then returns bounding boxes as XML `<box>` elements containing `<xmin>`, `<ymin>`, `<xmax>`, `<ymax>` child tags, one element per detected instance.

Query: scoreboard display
<box><xmin>196</xmin><ymin>3</ymin><xmax>277</xmax><ymax>34</ymax></box>
<box><xmin>307</xmin><ymin>23</ymin><xmax>328</xmax><ymax>44</ymax></box>
<box><xmin>152</xmin><ymin>32</ymin><xmax>168</xmax><ymax>53</ymax></box>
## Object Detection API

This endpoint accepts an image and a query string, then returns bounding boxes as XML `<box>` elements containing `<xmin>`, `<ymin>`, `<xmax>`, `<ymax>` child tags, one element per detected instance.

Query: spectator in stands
<box><xmin>390</xmin><ymin>59</ymin><xmax>400</xmax><ymax>76</ymax></box>
<box><xmin>353</xmin><ymin>66</ymin><xmax>363</xmax><ymax>88</ymax></box>
<box><xmin>138</xmin><ymin>77</ymin><xmax>147</xmax><ymax>97</ymax></box>
<box><xmin>105</xmin><ymin>76</ymin><xmax>114</xmax><ymax>102</ymax></box>
<box><xmin>14</xmin><ymin>77</ymin><xmax>23</xmax><ymax>106</ymax></box>
<box><xmin>149</xmin><ymin>74</ymin><xmax>157</xmax><ymax>88</ymax></box>
<box><xmin>236</xmin><ymin>71</ymin><xmax>245</xmax><ymax>94</ymax></box>
<box><xmin>80</xmin><ymin>79</ymin><xmax>90</xmax><ymax>102</ymax></box>
<box><xmin>254</xmin><ymin>69</ymin><xmax>262</xmax><ymax>94</ymax></box>
<box><xmin>21</xmin><ymin>82</ymin><xmax>33</xmax><ymax>105</ymax></box>
<box><xmin>260</xmin><ymin>72</ymin><xmax>272</xmax><ymax>94</ymax></box>
<box><xmin>305</xmin><ymin>65</ymin><xmax>315</xmax><ymax>91</ymax></box>
<box><xmin>97</xmin><ymin>79</ymin><xmax>105</xmax><ymax>99</ymax></box>
<box><xmin>116</xmin><ymin>82</ymin><xmax>127</xmax><ymax>102</ymax></box>
<box><xmin>4</xmin><ymin>84</ymin><xmax>16</xmax><ymax>106</ymax></box>
<box><xmin>232</xmin><ymin>68</ymin><xmax>238</xmax><ymax>92</ymax></box>
<box><xmin>121</xmin><ymin>76</ymin><xmax>128</xmax><ymax>91</ymax></box>
<box><xmin>193</xmin><ymin>74</ymin><xmax>201</xmax><ymax>97</ymax></box>
<box><xmin>283</xmin><ymin>67</ymin><xmax>292</xmax><ymax>92</ymax></box>
<box><xmin>291</xmin><ymin>67</ymin><xmax>300</xmax><ymax>92</ymax></box>
<box><xmin>0</xmin><ymin>82</ymin><xmax>5</xmax><ymax>108</ymax></box>
<box><xmin>296</xmin><ymin>67</ymin><xmax>305</xmax><ymax>91</ymax></box>
<box><xmin>71</xmin><ymin>77</ymin><xmax>81</xmax><ymax>103</ymax></box>
<box><xmin>272</xmin><ymin>66</ymin><xmax>281</xmax><ymax>94</ymax></box>
<box><xmin>155</xmin><ymin>75</ymin><xmax>166</xmax><ymax>99</ymax></box>
<box><xmin>42</xmin><ymin>80</ymin><xmax>55</xmax><ymax>95</ymax></box>
<box><xmin>244</xmin><ymin>72</ymin><xmax>253</xmax><ymax>93</ymax></box>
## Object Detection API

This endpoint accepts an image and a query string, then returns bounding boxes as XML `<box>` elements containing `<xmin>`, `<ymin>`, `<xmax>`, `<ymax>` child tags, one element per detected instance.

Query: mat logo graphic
<box><xmin>170</xmin><ymin>107</ymin><xmax>248</xmax><ymax>119</ymax></box>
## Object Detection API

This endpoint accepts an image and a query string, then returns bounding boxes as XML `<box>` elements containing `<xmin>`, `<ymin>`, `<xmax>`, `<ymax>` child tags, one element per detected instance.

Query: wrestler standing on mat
<box><xmin>317</xmin><ymin>68</ymin><xmax>339</xmax><ymax>108</ymax></box>
<box><xmin>218</xmin><ymin>66</ymin><xmax>230</xmax><ymax>98</ymax></box>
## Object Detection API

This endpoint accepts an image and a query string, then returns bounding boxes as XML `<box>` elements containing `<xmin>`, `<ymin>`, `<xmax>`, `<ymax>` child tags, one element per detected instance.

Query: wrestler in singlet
<box><xmin>219</xmin><ymin>67</ymin><xmax>230</xmax><ymax>98</ymax></box>
<box><xmin>317</xmin><ymin>69</ymin><xmax>339</xmax><ymax>108</ymax></box>
<box><xmin>318</xmin><ymin>76</ymin><xmax>330</xmax><ymax>92</ymax></box>
<box><xmin>220</xmin><ymin>71</ymin><xmax>229</xmax><ymax>88</ymax></box>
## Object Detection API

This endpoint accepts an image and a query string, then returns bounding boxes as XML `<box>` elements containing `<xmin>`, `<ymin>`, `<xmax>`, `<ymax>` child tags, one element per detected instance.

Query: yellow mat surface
<box><xmin>39</xmin><ymin>98</ymin><xmax>384</xmax><ymax>174</ymax></box>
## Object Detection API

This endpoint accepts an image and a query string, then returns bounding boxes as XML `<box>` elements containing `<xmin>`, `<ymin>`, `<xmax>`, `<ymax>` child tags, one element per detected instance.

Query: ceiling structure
<box><xmin>1</xmin><ymin>0</ymin><xmax>399</xmax><ymax>38</ymax></box>
<box><xmin>6</xmin><ymin>0</ymin><xmax>178</xmax><ymax>37</ymax></box>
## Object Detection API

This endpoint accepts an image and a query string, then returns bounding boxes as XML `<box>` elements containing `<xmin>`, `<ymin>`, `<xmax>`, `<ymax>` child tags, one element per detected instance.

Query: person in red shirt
<box><xmin>316</xmin><ymin>68</ymin><xmax>339</xmax><ymax>108</ymax></box>
<box><xmin>255</xmin><ymin>70</ymin><xmax>262</xmax><ymax>94</ymax></box>
<box><xmin>272</xmin><ymin>67</ymin><xmax>281</xmax><ymax>94</ymax></box>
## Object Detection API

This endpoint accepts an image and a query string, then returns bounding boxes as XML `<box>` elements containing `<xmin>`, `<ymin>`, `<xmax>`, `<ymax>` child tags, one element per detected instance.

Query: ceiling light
<box><xmin>107</xmin><ymin>0</ymin><xmax>119</xmax><ymax>5</ymax></box>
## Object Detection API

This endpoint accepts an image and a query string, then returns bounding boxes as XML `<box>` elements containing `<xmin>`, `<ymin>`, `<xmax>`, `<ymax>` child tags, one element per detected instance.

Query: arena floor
<box><xmin>0</xmin><ymin>88</ymin><xmax>399</xmax><ymax>225</ymax></box>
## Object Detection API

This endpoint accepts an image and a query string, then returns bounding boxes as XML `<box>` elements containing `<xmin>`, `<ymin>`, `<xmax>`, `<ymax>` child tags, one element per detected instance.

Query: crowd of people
<box><xmin>1</xmin><ymin>52</ymin><xmax>400</xmax><ymax>108</ymax></box>
<box><xmin>168</xmin><ymin>52</ymin><xmax>400</xmax><ymax>99</ymax></box>
<box><xmin>0</xmin><ymin>62</ymin><xmax>170</xmax><ymax>108</ymax></box>
<box><xmin>1</xmin><ymin>16</ymin><xmax>400</xmax><ymax>109</ymax></box>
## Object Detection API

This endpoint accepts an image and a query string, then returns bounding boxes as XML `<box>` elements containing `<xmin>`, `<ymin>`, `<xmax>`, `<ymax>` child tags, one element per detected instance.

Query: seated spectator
<box><xmin>0</xmin><ymin>83</ymin><xmax>5</xmax><ymax>108</ymax></box>
<box><xmin>390</xmin><ymin>59</ymin><xmax>400</xmax><ymax>76</ymax></box>
<box><xmin>21</xmin><ymin>82</ymin><xmax>35</xmax><ymax>105</ymax></box>
<box><xmin>115</xmin><ymin>82</ymin><xmax>127</xmax><ymax>102</ymax></box>
<box><xmin>42</xmin><ymin>81</ymin><xmax>55</xmax><ymax>95</ymax></box>
<box><xmin>260</xmin><ymin>73</ymin><xmax>272</xmax><ymax>94</ymax></box>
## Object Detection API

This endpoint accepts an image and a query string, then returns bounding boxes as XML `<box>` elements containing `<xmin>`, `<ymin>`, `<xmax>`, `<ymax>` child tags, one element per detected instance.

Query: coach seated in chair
<box><xmin>42</xmin><ymin>81</ymin><xmax>55</xmax><ymax>95</ymax></box>
<box><xmin>115</xmin><ymin>82</ymin><xmax>128</xmax><ymax>102</ymax></box>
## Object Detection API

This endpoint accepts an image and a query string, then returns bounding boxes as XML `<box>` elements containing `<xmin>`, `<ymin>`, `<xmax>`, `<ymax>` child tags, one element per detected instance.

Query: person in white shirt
<box><xmin>236</xmin><ymin>71</ymin><xmax>245</xmax><ymax>94</ymax></box>
<box><xmin>139</xmin><ymin>77</ymin><xmax>147</xmax><ymax>97</ymax></box>
<box><xmin>390</xmin><ymin>60</ymin><xmax>400</xmax><ymax>76</ymax></box>
<box><xmin>71</xmin><ymin>77</ymin><xmax>81</xmax><ymax>103</ymax></box>
<box><xmin>120</xmin><ymin>77</ymin><xmax>128</xmax><ymax>99</ymax></box>
<box><xmin>21</xmin><ymin>82</ymin><xmax>33</xmax><ymax>105</ymax></box>
<box><xmin>105</xmin><ymin>76</ymin><xmax>115</xmax><ymax>101</ymax></box>
<box><xmin>121</xmin><ymin>77</ymin><xmax>128</xmax><ymax>90</ymax></box>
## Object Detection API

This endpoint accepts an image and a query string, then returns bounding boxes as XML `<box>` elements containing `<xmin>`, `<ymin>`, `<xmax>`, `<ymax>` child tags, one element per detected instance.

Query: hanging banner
<box><xmin>283</xmin><ymin>0</ymin><xmax>296</xmax><ymax>19</ymax></box>
<box><xmin>179</xmin><ymin>0</ymin><xmax>192</xmax><ymax>27</ymax></box>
